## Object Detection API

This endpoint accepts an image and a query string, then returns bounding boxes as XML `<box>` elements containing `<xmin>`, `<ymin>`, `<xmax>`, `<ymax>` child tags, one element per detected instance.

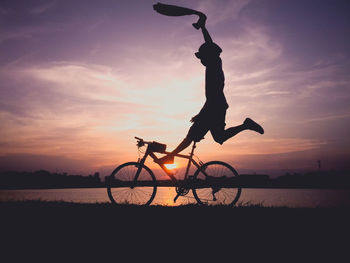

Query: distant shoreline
<box><xmin>1</xmin><ymin>199</ymin><xmax>349</xmax><ymax>208</ymax></box>
<box><xmin>1</xmin><ymin>184</ymin><xmax>350</xmax><ymax>190</ymax></box>
<box><xmin>1</xmin><ymin>200</ymin><xmax>349</xmax><ymax>214</ymax></box>
<box><xmin>2</xmin><ymin>170</ymin><xmax>349</xmax><ymax>190</ymax></box>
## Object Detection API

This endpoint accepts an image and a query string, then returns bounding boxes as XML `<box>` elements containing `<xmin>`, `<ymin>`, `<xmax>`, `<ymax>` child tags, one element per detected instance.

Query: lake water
<box><xmin>1</xmin><ymin>188</ymin><xmax>349</xmax><ymax>207</ymax></box>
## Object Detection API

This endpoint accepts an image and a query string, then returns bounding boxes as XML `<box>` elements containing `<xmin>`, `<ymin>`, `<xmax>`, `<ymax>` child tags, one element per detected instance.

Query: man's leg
<box><xmin>169</xmin><ymin>136</ymin><xmax>193</xmax><ymax>156</ymax></box>
<box><xmin>158</xmin><ymin>136</ymin><xmax>192</xmax><ymax>164</ymax></box>
<box><xmin>159</xmin><ymin>119</ymin><xmax>209</xmax><ymax>164</ymax></box>
<box><xmin>211</xmin><ymin>118</ymin><xmax>264</xmax><ymax>145</ymax></box>
<box><xmin>210</xmin><ymin>125</ymin><xmax>245</xmax><ymax>145</ymax></box>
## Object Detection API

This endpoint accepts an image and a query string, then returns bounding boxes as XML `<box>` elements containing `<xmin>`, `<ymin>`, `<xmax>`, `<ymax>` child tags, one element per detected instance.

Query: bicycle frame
<box><xmin>136</xmin><ymin>141</ymin><xmax>208</xmax><ymax>185</ymax></box>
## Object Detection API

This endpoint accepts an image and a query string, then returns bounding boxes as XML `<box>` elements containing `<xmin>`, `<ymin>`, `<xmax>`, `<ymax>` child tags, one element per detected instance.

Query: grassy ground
<box><xmin>1</xmin><ymin>200</ymin><xmax>349</xmax><ymax>227</ymax></box>
<box><xmin>1</xmin><ymin>200</ymin><xmax>349</xmax><ymax>260</ymax></box>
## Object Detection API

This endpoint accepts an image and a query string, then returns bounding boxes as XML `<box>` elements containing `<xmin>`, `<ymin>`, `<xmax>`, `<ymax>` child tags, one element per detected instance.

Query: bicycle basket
<box><xmin>148</xmin><ymin>141</ymin><xmax>167</xmax><ymax>153</ymax></box>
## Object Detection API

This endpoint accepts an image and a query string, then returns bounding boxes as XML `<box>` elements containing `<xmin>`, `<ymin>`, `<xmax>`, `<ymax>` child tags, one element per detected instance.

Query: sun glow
<box><xmin>164</xmin><ymin>163</ymin><xmax>177</xmax><ymax>170</ymax></box>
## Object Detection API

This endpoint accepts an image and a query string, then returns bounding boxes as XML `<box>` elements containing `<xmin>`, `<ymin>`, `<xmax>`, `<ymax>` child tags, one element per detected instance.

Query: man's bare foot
<box><xmin>244</xmin><ymin>118</ymin><xmax>264</xmax><ymax>134</ymax></box>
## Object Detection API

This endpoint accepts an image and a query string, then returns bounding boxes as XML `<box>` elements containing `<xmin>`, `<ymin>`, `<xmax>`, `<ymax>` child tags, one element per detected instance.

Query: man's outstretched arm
<box><xmin>192</xmin><ymin>12</ymin><xmax>213</xmax><ymax>43</ymax></box>
<box><xmin>201</xmin><ymin>25</ymin><xmax>213</xmax><ymax>44</ymax></box>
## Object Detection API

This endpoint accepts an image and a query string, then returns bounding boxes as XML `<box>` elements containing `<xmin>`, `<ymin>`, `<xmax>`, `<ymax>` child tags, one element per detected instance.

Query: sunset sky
<box><xmin>1</xmin><ymin>0</ymin><xmax>350</xmax><ymax>177</ymax></box>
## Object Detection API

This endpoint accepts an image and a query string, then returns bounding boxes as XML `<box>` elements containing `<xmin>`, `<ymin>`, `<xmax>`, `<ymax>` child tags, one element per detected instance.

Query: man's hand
<box><xmin>192</xmin><ymin>13</ymin><xmax>206</xmax><ymax>30</ymax></box>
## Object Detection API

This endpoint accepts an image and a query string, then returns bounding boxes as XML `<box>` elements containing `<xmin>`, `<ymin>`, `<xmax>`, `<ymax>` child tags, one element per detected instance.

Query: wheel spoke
<box><xmin>107</xmin><ymin>162</ymin><xmax>157</xmax><ymax>205</ymax></box>
<box><xmin>192</xmin><ymin>161</ymin><xmax>241</xmax><ymax>206</ymax></box>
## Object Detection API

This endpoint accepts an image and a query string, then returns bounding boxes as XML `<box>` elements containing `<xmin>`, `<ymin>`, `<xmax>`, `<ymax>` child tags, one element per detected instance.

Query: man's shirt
<box><xmin>205</xmin><ymin>56</ymin><xmax>228</xmax><ymax>110</ymax></box>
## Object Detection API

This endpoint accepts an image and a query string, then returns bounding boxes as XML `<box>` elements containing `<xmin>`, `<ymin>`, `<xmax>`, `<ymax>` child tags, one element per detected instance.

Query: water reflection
<box><xmin>0</xmin><ymin>188</ymin><xmax>349</xmax><ymax>207</ymax></box>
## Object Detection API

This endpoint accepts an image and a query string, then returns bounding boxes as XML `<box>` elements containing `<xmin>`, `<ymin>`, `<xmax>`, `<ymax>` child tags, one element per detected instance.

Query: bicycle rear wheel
<box><xmin>107</xmin><ymin>162</ymin><xmax>157</xmax><ymax>206</ymax></box>
<box><xmin>192</xmin><ymin>161</ymin><xmax>241</xmax><ymax>206</ymax></box>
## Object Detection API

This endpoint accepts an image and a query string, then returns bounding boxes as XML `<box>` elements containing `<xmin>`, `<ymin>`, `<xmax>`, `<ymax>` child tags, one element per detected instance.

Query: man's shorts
<box><xmin>187</xmin><ymin>108</ymin><xmax>227</xmax><ymax>142</ymax></box>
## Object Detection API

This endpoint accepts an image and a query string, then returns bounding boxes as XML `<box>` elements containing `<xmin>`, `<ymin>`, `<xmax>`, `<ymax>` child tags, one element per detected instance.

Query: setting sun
<box><xmin>164</xmin><ymin>163</ymin><xmax>177</xmax><ymax>170</ymax></box>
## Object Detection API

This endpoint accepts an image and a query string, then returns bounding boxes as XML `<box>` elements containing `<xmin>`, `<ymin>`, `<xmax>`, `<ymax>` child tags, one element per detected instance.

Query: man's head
<box><xmin>195</xmin><ymin>42</ymin><xmax>222</xmax><ymax>65</ymax></box>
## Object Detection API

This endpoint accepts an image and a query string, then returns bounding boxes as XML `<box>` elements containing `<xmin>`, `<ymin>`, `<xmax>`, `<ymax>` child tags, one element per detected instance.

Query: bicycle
<box><xmin>106</xmin><ymin>137</ymin><xmax>242</xmax><ymax>206</ymax></box>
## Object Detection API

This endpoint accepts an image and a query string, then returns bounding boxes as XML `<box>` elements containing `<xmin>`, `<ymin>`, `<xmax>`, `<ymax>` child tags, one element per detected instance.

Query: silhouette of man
<box><xmin>154</xmin><ymin>5</ymin><xmax>264</xmax><ymax>164</ymax></box>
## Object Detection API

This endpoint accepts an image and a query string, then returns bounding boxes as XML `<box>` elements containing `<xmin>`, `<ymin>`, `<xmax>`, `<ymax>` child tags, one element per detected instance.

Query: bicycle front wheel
<box><xmin>107</xmin><ymin>162</ymin><xmax>157</xmax><ymax>206</ymax></box>
<box><xmin>192</xmin><ymin>161</ymin><xmax>241</xmax><ymax>206</ymax></box>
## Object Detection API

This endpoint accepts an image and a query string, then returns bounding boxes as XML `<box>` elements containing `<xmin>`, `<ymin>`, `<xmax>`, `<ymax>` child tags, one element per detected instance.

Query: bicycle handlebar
<box><xmin>134</xmin><ymin>136</ymin><xmax>153</xmax><ymax>147</ymax></box>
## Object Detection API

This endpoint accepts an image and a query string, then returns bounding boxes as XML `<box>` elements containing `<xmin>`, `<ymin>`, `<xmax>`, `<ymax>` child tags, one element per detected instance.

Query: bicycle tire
<box><xmin>107</xmin><ymin>162</ymin><xmax>157</xmax><ymax>206</ymax></box>
<box><xmin>192</xmin><ymin>161</ymin><xmax>241</xmax><ymax>206</ymax></box>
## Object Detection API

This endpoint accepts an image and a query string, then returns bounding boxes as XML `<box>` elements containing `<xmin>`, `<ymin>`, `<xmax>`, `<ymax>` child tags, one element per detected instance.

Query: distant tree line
<box><xmin>0</xmin><ymin>169</ymin><xmax>349</xmax><ymax>189</ymax></box>
<box><xmin>0</xmin><ymin>170</ymin><xmax>104</xmax><ymax>189</ymax></box>
<box><xmin>274</xmin><ymin>170</ymin><xmax>350</xmax><ymax>188</ymax></box>
<box><xmin>238</xmin><ymin>170</ymin><xmax>350</xmax><ymax>189</ymax></box>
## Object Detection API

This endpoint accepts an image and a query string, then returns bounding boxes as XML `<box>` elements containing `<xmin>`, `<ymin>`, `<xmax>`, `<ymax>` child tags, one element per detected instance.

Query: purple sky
<box><xmin>1</xmin><ymin>0</ymin><xmax>350</xmax><ymax>177</ymax></box>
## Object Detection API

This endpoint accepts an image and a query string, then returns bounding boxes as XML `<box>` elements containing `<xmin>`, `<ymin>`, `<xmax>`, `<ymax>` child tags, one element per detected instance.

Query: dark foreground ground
<box><xmin>1</xmin><ymin>201</ymin><xmax>349</xmax><ymax>260</ymax></box>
